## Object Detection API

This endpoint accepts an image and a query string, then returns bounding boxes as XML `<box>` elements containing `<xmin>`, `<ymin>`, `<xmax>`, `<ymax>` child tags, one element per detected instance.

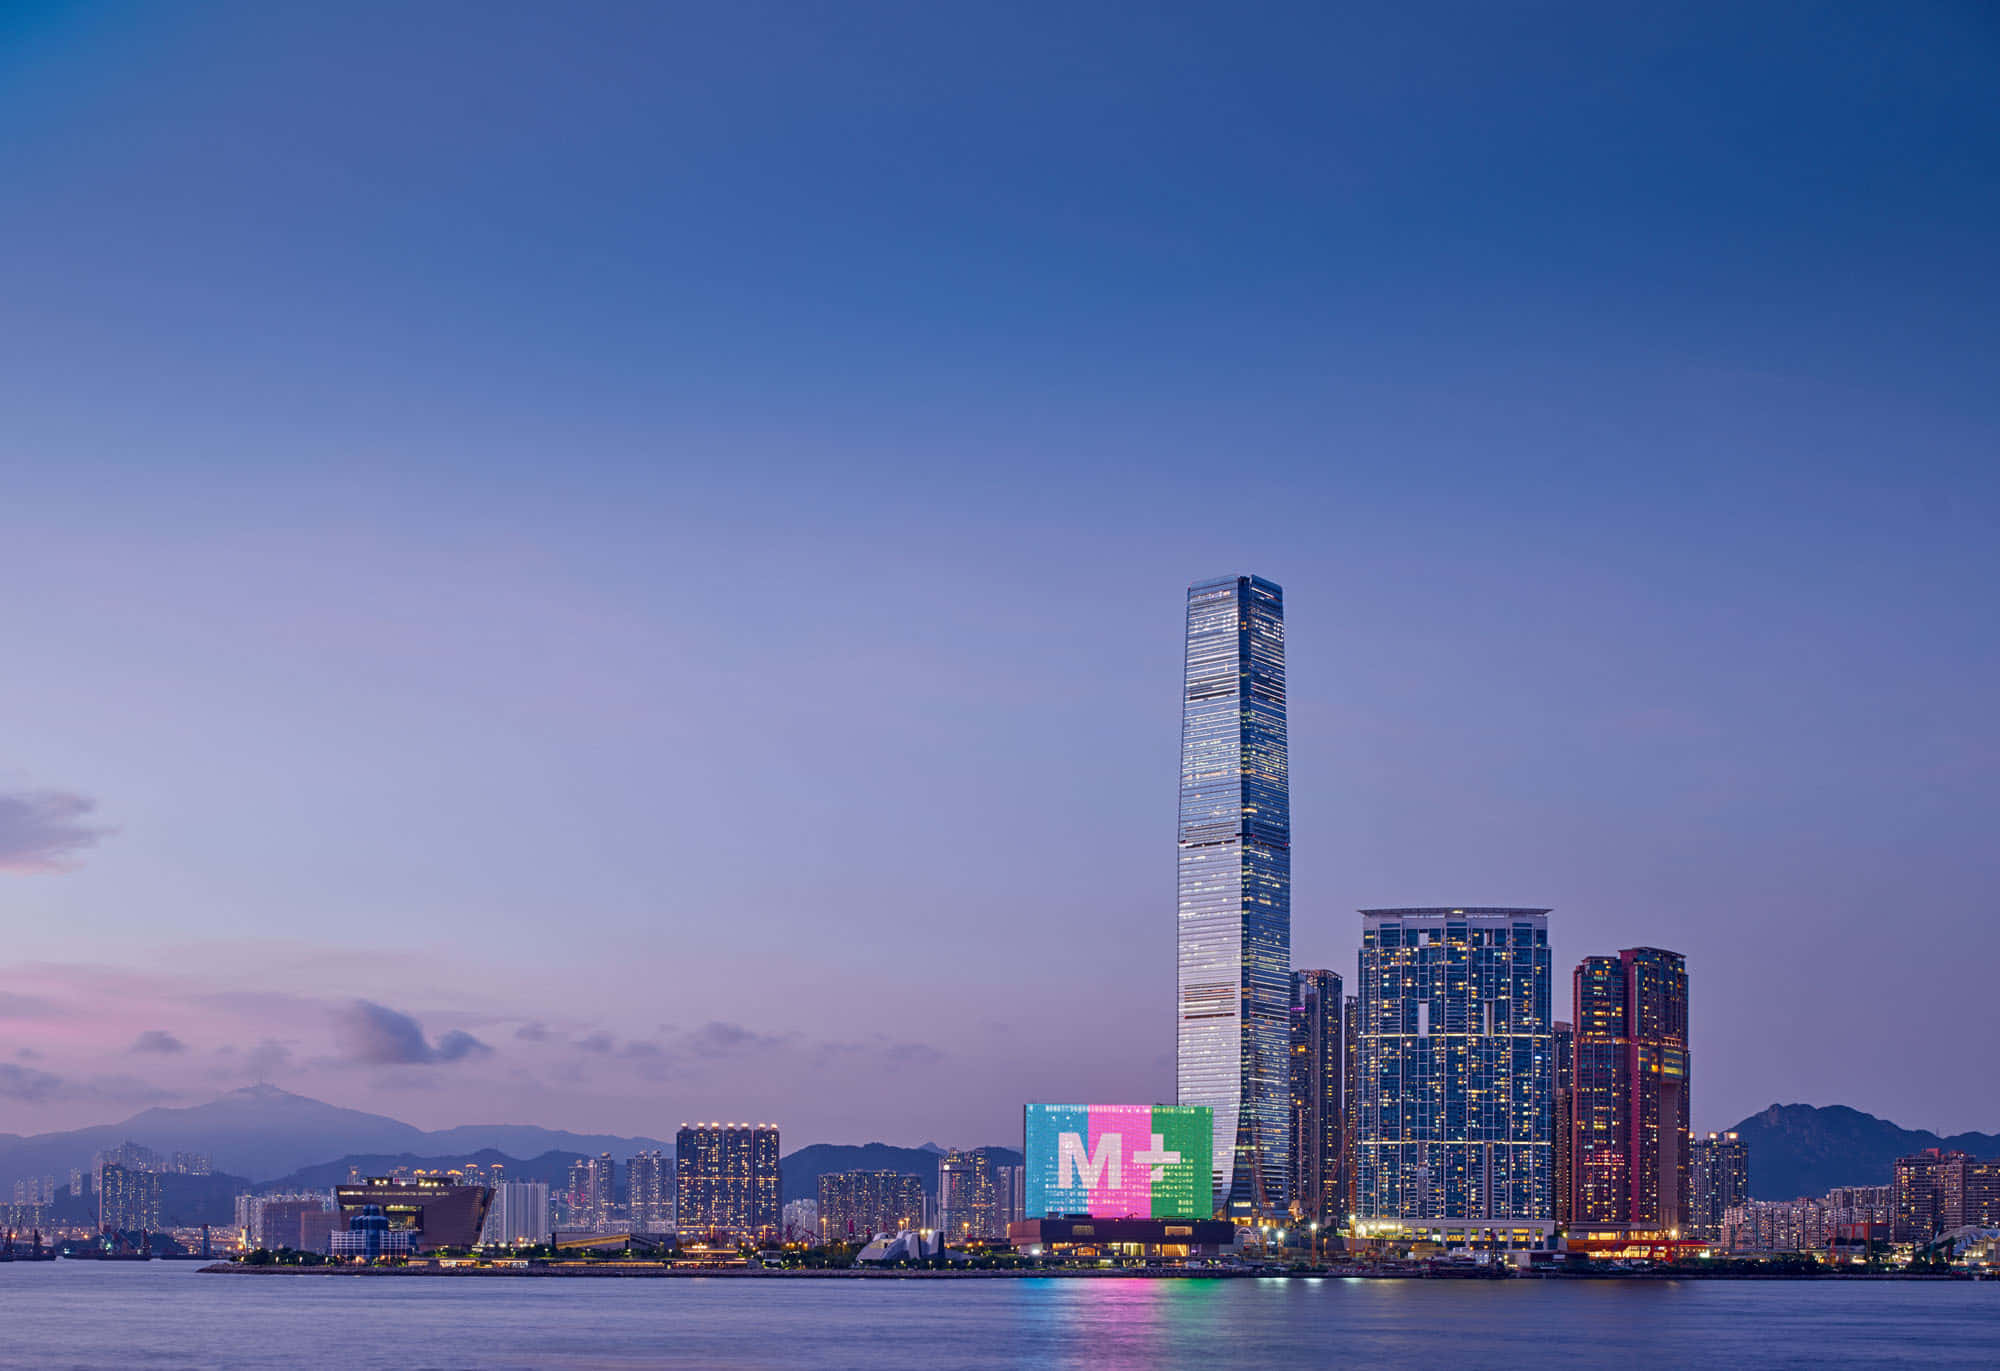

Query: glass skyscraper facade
<box><xmin>1176</xmin><ymin>574</ymin><xmax>1290</xmax><ymax>1217</ymax></box>
<box><xmin>1354</xmin><ymin>907</ymin><xmax>1555</xmax><ymax>1243</ymax></box>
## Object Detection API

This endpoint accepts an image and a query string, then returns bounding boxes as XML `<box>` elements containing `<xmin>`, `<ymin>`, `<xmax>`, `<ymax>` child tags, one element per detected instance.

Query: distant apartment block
<box><xmin>675</xmin><ymin>1124</ymin><xmax>780</xmax><ymax>1240</ymax></box>
<box><xmin>628</xmin><ymin>1151</ymin><xmax>673</xmax><ymax>1233</ymax></box>
<box><xmin>483</xmin><ymin>1181</ymin><xmax>553</xmax><ymax>1246</ymax></box>
<box><xmin>1690</xmin><ymin>1131</ymin><xmax>1749</xmax><ymax>1243</ymax></box>
<box><xmin>782</xmin><ymin>1198</ymin><xmax>819</xmax><ymax>1244</ymax></box>
<box><xmin>1725</xmin><ymin>1186</ymin><xmax>1892</xmax><ymax>1253</ymax></box>
<box><xmin>98</xmin><ymin>1164</ymin><xmax>164</xmax><ymax>1234</ymax></box>
<box><xmin>565</xmin><ymin>1153</ymin><xmax>616</xmax><ymax>1232</ymax></box>
<box><xmin>818</xmin><ymin>1171</ymin><xmax>926</xmax><ymax>1243</ymax></box>
<box><xmin>938</xmin><ymin>1150</ymin><xmax>1008</xmax><ymax>1243</ymax></box>
<box><xmin>1895</xmin><ymin>1149</ymin><xmax>2000</xmax><ymax>1241</ymax></box>
<box><xmin>1551</xmin><ymin>1020</ymin><xmax>1574</xmax><ymax>1230</ymax></box>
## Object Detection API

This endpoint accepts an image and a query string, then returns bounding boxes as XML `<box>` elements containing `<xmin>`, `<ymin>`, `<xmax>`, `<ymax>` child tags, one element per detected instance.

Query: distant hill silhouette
<box><xmin>263</xmin><ymin>1147</ymin><xmax>585</xmax><ymax>1192</ymax></box>
<box><xmin>0</xmin><ymin>1086</ymin><xmax>671</xmax><ymax>1186</ymax></box>
<box><xmin>1727</xmin><ymin>1103</ymin><xmax>2000</xmax><ymax>1199</ymax></box>
<box><xmin>782</xmin><ymin>1142</ymin><xmax>1023</xmax><ymax>1202</ymax></box>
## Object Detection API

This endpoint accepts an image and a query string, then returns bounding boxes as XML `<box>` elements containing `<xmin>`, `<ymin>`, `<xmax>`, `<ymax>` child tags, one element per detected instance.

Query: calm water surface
<box><xmin>2</xmin><ymin>1263</ymin><xmax>1994</xmax><ymax>1369</ymax></box>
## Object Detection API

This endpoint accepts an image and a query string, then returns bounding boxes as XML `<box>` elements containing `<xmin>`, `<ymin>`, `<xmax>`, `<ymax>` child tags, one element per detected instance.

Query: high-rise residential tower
<box><xmin>483</xmin><ymin>1181</ymin><xmax>552</xmax><ymax>1246</ymax></box>
<box><xmin>1341</xmin><ymin>993</ymin><xmax>1360</xmax><ymax>1226</ymax></box>
<box><xmin>628</xmin><ymin>1150</ymin><xmax>672</xmax><ymax>1233</ymax></box>
<box><xmin>1353</xmin><ymin>907</ymin><xmax>1556</xmax><ymax>1245</ymax></box>
<box><xmin>818</xmin><ymin>1171</ymin><xmax>926</xmax><ymax>1243</ymax></box>
<box><xmin>1177</xmin><ymin>573</ymin><xmax>1290</xmax><ymax>1217</ymax></box>
<box><xmin>1552</xmin><ymin>1019</ymin><xmax>1575</xmax><ymax>1231</ymax></box>
<box><xmin>1289</xmin><ymin>969</ymin><xmax>1343</xmax><ymax>1228</ymax></box>
<box><xmin>1571</xmin><ymin>948</ymin><xmax>1691</xmax><ymax>1234</ymax></box>
<box><xmin>675</xmin><ymin>1124</ymin><xmax>781</xmax><ymax>1240</ymax></box>
<box><xmin>937</xmin><ymin>1149</ymin><xmax>1005</xmax><ymax>1243</ymax></box>
<box><xmin>1690</xmin><ymin>1131</ymin><xmax>1748</xmax><ymax>1242</ymax></box>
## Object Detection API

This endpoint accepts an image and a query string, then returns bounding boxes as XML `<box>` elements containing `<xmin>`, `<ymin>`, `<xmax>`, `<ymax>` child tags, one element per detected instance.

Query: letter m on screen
<box><xmin>1057</xmin><ymin>1131</ymin><xmax>1121</xmax><ymax>1190</ymax></box>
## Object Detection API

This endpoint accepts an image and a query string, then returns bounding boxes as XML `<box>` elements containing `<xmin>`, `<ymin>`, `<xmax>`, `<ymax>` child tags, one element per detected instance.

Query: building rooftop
<box><xmin>1360</xmin><ymin>907</ymin><xmax>1552</xmax><ymax>917</ymax></box>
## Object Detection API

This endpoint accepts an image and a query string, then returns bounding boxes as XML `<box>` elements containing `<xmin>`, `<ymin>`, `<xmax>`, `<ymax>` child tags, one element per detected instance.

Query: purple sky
<box><xmin>2</xmin><ymin>3</ymin><xmax>1996</xmax><ymax>1146</ymax></box>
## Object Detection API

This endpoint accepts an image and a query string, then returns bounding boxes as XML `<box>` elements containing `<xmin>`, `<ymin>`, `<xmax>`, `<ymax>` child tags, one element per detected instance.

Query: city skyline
<box><xmin>4</xmin><ymin>3</ymin><xmax>1998</xmax><ymax>1150</ymax></box>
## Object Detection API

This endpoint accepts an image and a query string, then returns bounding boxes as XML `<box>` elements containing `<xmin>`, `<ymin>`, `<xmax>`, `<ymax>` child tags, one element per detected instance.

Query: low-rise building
<box><xmin>1007</xmin><ymin>1217</ymin><xmax>1236</xmax><ymax>1262</ymax></box>
<box><xmin>333</xmin><ymin>1176</ymin><xmax>491</xmax><ymax>1252</ymax></box>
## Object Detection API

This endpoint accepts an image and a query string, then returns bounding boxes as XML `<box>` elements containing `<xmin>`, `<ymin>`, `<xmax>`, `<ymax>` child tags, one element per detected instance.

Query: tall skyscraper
<box><xmin>1289</xmin><ymin>968</ymin><xmax>1343</xmax><ymax>1228</ymax></box>
<box><xmin>1176</xmin><ymin>573</ymin><xmax>1290</xmax><ymax>1218</ymax></box>
<box><xmin>1552</xmin><ymin>1019</ymin><xmax>1575</xmax><ymax>1231</ymax></box>
<box><xmin>1690</xmin><ymin>1131</ymin><xmax>1748</xmax><ymax>1242</ymax></box>
<box><xmin>628</xmin><ymin>1150</ymin><xmax>672</xmax><ymax>1233</ymax></box>
<box><xmin>675</xmin><ymin>1124</ymin><xmax>780</xmax><ymax>1240</ymax></box>
<box><xmin>1571</xmin><ymin>947</ymin><xmax>1691</xmax><ymax>1234</ymax></box>
<box><xmin>1353</xmin><ymin>907</ymin><xmax>1555</xmax><ymax>1245</ymax></box>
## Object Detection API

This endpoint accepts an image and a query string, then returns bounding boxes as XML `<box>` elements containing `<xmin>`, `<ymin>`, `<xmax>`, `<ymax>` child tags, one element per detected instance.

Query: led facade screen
<box><xmin>1023</xmin><ymin>1104</ymin><xmax>1214</xmax><ymax>1220</ymax></box>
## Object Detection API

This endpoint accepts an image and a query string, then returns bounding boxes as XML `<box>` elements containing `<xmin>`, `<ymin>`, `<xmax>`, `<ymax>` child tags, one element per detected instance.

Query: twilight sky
<box><xmin>2</xmin><ymin>2</ymin><xmax>1996</xmax><ymax>1147</ymax></box>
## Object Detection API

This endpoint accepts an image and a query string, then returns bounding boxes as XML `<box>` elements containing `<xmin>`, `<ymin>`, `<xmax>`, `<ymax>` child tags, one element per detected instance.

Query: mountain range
<box><xmin>5</xmin><ymin>1087</ymin><xmax>1993</xmax><ymax>1207</ymax></box>
<box><xmin>1733</xmin><ymin>1103</ymin><xmax>2000</xmax><ymax>1200</ymax></box>
<box><xmin>0</xmin><ymin>1086</ymin><xmax>671</xmax><ymax>1185</ymax></box>
<box><xmin>782</xmin><ymin>1142</ymin><xmax>1023</xmax><ymax>1202</ymax></box>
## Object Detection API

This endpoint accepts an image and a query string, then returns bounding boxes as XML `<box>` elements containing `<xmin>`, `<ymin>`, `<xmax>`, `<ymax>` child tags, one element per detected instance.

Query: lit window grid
<box><xmin>1177</xmin><ymin>575</ymin><xmax>1291</xmax><ymax>1216</ymax></box>
<box><xmin>1353</xmin><ymin>910</ymin><xmax>1553</xmax><ymax>1224</ymax></box>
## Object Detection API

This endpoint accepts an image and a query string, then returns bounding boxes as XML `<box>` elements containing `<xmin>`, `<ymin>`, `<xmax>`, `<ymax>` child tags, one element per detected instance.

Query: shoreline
<box><xmin>193</xmin><ymin>1263</ymin><xmax>1979</xmax><ymax>1282</ymax></box>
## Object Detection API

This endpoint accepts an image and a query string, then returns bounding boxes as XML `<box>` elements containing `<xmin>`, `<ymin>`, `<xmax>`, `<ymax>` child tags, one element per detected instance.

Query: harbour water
<box><xmin>2</xmin><ymin>1263</ymin><xmax>1994</xmax><ymax>1369</ymax></box>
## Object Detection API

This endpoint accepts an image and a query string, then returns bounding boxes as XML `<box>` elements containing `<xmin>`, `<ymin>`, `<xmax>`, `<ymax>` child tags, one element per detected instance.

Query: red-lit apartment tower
<box><xmin>1570</xmin><ymin>948</ymin><xmax>1690</xmax><ymax>1233</ymax></box>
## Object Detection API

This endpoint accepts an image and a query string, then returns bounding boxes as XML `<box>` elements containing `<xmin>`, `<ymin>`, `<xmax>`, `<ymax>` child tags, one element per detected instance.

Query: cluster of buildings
<box><xmin>1888</xmin><ymin>1148</ymin><xmax>2000</xmax><ymax>1242</ymax></box>
<box><xmin>214</xmin><ymin>1124</ymin><xmax>788</xmax><ymax>1257</ymax></box>
<box><xmin>1160</xmin><ymin>576</ymin><xmax>1999</xmax><ymax>1266</ymax></box>
<box><xmin>1721</xmin><ymin>1185</ymin><xmax>1892</xmax><ymax>1256</ymax></box>
<box><xmin>1168</xmin><ymin>575</ymin><xmax>1709</xmax><ymax>1253</ymax></box>
<box><xmin>4</xmin><ymin>1144</ymin><xmax>215</xmax><ymax>1237</ymax></box>
<box><xmin>1715</xmin><ymin>1152</ymin><xmax>2000</xmax><ymax>1260</ymax></box>
<box><xmin>96</xmin><ymin>1145</ymin><xmax>211</xmax><ymax>1235</ymax></box>
<box><xmin>13</xmin><ymin>575</ymin><xmax>1993</xmax><ymax>1273</ymax></box>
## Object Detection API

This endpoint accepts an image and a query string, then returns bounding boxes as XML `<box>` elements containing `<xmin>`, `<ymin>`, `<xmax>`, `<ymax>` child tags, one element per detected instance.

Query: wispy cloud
<box><xmin>330</xmin><ymin>1000</ymin><xmax>492</xmax><ymax>1066</ymax></box>
<box><xmin>130</xmin><ymin>1030</ymin><xmax>187</xmax><ymax>1055</ymax></box>
<box><xmin>0</xmin><ymin>790</ymin><xmax>113</xmax><ymax>872</ymax></box>
<box><xmin>243</xmin><ymin>1039</ymin><xmax>293</xmax><ymax>1081</ymax></box>
<box><xmin>0</xmin><ymin>1063</ymin><xmax>65</xmax><ymax>1101</ymax></box>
